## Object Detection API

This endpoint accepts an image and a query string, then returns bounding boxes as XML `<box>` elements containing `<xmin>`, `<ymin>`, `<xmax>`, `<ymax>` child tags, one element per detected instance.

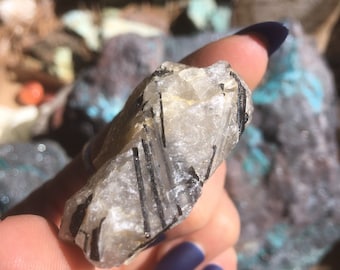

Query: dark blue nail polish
<box><xmin>235</xmin><ymin>21</ymin><xmax>289</xmax><ymax>56</ymax></box>
<box><xmin>203</xmin><ymin>263</ymin><xmax>223</xmax><ymax>270</ymax></box>
<box><xmin>155</xmin><ymin>242</ymin><xmax>205</xmax><ymax>270</ymax></box>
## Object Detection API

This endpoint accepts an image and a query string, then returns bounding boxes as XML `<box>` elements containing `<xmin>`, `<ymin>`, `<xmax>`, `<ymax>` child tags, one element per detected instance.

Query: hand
<box><xmin>0</xmin><ymin>22</ymin><xmax>287</xmax><ymax>270</ymax></box>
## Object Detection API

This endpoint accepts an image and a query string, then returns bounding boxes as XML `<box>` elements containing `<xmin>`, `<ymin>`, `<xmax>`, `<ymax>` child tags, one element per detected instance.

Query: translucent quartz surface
<box><xmin>59</xmin><ymin>61</ymin><xmax>253</xmax><ymax>268</ymax></box>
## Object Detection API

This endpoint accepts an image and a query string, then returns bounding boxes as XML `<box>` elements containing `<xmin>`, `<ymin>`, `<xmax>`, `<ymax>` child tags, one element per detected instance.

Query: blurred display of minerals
<box><xmin>0</xmin><ymin>1</ymin><xmax>339</xmax><ymax>269</ymax></box>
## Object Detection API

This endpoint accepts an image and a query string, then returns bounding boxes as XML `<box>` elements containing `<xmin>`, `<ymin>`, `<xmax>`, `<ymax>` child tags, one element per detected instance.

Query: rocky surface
<box><xmin>0</xmin><ymin>141</ymin><xmax>69</xmax><ymax>217</ymax></box>
<box><xmin>226</xmin><ymin>22</ymin><xmax>340</xmax><ymax>269</ymax></box>
<box><xmin>59</xmin><ymin>61</ymin><xmax>253</xmax><ymax>267</ymax></box>
<box><xmin>0</xmin><ymin>3</ymin><xmax>339</xmax><ymax>267</ymax></box>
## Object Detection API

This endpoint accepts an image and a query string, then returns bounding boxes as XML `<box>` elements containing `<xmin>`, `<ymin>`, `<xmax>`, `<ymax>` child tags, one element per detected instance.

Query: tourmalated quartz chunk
<box><xmin>59</xmin><ymin>61</ymin><xmax>253</xmax><ymax>268</ymax></box>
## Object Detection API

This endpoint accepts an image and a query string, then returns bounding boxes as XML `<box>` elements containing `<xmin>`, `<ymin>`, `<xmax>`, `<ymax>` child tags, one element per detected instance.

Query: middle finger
<box><xmin>153</xmin><ymin>190</ymin><xmax>240</xmax><ymax>269</ymax></box>
<box><xmin>166</xmin><ymin>162</ymin><xmax>227</xmax><ymax>239</ymax></box>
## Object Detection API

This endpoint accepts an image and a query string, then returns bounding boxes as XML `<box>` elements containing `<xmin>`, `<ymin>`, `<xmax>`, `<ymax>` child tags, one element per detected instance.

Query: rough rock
<box><xmin>226</xmin><ymin>22</ymin><xmax>340</xmax><ymax>269</ymax></box>
<box><xmin>59</xmin><ymin>61</ymin><xmax>253</xmax><ymax>268</ymax></box>
<box><xmin>0</xmin><ymin>141</ymin><xmax>69</xmax><ymax>217</ymax></box>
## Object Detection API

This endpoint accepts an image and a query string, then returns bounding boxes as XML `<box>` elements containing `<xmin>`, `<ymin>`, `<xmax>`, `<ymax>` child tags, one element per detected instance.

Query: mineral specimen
<box><xmin>59</xmin><ymin>61</ymin><xmax>253</xmax><ymax>268</ymax></box>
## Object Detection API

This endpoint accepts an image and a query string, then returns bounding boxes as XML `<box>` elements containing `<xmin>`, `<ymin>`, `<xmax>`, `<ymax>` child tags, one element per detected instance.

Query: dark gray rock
<box><xmin>0</xmin><ymin>141</ymin><xmax>69</xmax><ymax>217</ymax></box>
<box><xmin>226</xmin><ymin>22</ymin><xmax>340</xmax><ymax>269</ymax></box>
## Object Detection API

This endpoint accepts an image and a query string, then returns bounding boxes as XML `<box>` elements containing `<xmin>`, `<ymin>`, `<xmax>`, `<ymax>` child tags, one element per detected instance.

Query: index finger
<box><xmin>181</xmin><ymin>34</ymin><xmax>268</xmax><ymax>90</ymax></box>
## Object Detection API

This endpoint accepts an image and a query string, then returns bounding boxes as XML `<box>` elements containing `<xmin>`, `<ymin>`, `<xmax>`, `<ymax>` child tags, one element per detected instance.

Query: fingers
<box><xmin>166</xmin><ymin>162</ymin><xmax>227</xmax><ymax>238</ymax></box>
<box><xmin>109</xmin><ymin>166</ymin><xmax>239</xmax><ymax>270</ymax></box>
<box><xmin>7</xmin><ymin>31</ymin><xmax>270</xmax><ymax>222</ymax></box>
<box><xmin>0</xmin><ymin>191</ymin><xmax>238</xmax><ymax>270</ymax></box>
<box><xmin>1</xmin><ymin>23</ymin><xmax>288</xmax><ymax>270</ymax></box>
<box><xmin>0</xmin><ymin>215</ymin><xmax>94</xmax><ymax>270</ymax></box>
<box><xmin>186</xmin><ymin>191</ymin><xmax>240</xmax><ymax>262</ymax></box>
<box><xmin>146</xmin><ymin>190</ymin><xmax>239</xmax><ymax>270</ymax></box>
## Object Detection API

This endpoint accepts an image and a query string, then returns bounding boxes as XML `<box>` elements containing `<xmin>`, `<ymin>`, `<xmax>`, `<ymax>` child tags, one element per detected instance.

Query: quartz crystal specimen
<box><xmin>59</xmin><ymin>61</ymin><xmax>253</xmax><ymax>268</ymax></box>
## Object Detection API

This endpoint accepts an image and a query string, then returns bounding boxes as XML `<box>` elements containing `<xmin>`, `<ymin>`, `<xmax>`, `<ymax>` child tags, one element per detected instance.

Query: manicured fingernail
<box><xmin>155</xmin><ymin>242</ymin><xmax>205</xmax><ymax>270</ymax></box>
<box><xmin>203</xmin><ymin>263</ymin><xmax>224</xmax><ymax>270</ymax></box>
<box><xmin>235</xmin><ymin>21</ymin><xmax>289</xmax><ymax>56</ymax></box>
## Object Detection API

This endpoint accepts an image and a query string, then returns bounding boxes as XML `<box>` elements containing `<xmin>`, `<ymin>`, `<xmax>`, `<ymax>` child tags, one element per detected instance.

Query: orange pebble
<box><xmin>17</xmin><ymin>81</ymin><xmax>45</xmax><ymax>106</ymax></box>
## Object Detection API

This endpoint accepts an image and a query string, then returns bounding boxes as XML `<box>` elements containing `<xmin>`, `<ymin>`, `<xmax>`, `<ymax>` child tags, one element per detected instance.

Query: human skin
<box><xmin>0</xmin><ymin>33</ymin><xmax>268</xmax><ymax>270</ymax></box>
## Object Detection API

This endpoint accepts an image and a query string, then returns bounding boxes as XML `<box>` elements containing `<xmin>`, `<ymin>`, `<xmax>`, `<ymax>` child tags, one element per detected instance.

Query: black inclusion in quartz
<box><xmin>204</xmin><ymin>145</ymin><xmax>217</xmax><ymax>181</ymax></box>
<box><xmin>69</xmin><ymin>194</ymin><xmax>93</xmax><ymax>237</ymax></box>
<box><xmin>90</xmin><ymin>218</ymin><xmax>105</xmax><ymax>261</ymax></box>
<box><xmin>132</xmin><ymin>147</ymin><xmax>151</xmax><ymax>238</ymax></box>
<box><xmin>158</xmin><ymin>92</ymin><xmax>166</xmax><ymax>148</ymax></box>
<box><xmin>230</xmin><ymin>71</ymin><xmax>248</xmax><ymax>136</ymax></box>
<box><xmin>141</xmin><ymin>139</ymin><xmax>167</xmax><ymax>229</ymax></box>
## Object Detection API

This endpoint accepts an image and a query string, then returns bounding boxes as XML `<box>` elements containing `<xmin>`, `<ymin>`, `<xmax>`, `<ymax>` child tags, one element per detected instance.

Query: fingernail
<box><xmin>155</xmin><ymin>242</ymin><xmax>205</xmax><ymax>270</ymax></box>
<box><xmin>203</xmin><ymin>263</ymin><xmax>223</xmax><ymax>270</ymax></box>
<box><xmin>235</xmin><ymin>21</ymin><xmax>289</xmax><ymax>56</ymax></box>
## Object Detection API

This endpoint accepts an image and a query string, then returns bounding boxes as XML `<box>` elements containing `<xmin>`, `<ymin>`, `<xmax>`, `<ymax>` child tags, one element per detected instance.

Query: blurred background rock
<box><xmin>0</xmin><ymin>0</ymin><xmax>339</xmax><ymax>269</ymax></box>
